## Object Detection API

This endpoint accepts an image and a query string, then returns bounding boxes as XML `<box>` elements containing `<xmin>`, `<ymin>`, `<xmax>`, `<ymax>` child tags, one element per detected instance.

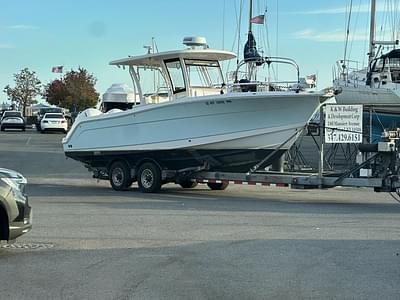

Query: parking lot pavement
<box><xmin>1</xmin><ymin>131</ymin><xmax>400</xmax><ymax>299</ymax></box>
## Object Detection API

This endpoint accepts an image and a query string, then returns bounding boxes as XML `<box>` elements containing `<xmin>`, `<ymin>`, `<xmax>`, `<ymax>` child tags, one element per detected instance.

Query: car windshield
<box><xmin>45</xmin><ymin>114</ymin><xmax>64</xmax><ymax>119</ymax></box>
<box><xmin>3</xmin><ymin>112</ymin><xmax>22</xmax><ymax>118</ymax></box>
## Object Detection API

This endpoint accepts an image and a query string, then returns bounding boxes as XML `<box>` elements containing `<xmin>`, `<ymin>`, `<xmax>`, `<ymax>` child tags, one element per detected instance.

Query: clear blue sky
<box><xmin>0</xmin><ymin>0</ymin><xmax>394</xmax><ymax>103</ymax></box>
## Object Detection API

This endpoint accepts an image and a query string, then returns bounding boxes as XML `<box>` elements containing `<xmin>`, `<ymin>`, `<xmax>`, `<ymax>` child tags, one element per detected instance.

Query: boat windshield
<box><xmin>374</xmin><ymin>57</ymin><xmax>400</xmax><ymax>70</ymax></box>
<box><xmin>165</xmin><ymin>59</ymin><xmax>186</xmax><ymax>94</ymax></box>
<box><xmin>185</xmin><ymin>59</ymin><xmax>223</xmax><ymax>88</ymax></box>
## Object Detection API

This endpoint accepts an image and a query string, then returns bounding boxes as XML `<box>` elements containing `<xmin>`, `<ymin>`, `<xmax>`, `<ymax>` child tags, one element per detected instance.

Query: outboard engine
<box><xmin>101</xmin><ymin>83</ymin><xmax>138</xmax><ymax>112</ymax></box>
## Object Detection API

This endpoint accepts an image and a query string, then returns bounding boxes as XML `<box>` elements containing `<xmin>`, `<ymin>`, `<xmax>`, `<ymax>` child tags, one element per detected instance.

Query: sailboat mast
<box><xmin>368</xmin><ymin>0</ymin><xmax>376</xmax><ymax>63</ymax></box>
<box><xmin>249</xmin><ymin>0</ymin><xmax>253</xmax><ymax>33</ymax></box>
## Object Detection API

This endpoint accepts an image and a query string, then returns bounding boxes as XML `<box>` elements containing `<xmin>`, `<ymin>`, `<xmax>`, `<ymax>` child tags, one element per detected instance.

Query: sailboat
<box><xmin>334</xmin><ymin>0</ymin><xmax>400</xmax><ymax>141</ymax></box>
<box><xmin>62</xmin><ymin>2</ymin><xmax>324</xmax><ymax>192</ymax></box>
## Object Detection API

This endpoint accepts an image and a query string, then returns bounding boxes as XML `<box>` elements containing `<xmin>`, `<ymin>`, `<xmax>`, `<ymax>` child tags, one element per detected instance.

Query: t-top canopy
<box><xmin>110</xmin><ymin>49</ymin><xmax>236</xmax><ymax>68</ymax></box>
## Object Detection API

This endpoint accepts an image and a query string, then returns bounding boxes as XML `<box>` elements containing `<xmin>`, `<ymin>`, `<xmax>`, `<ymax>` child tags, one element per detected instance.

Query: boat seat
<box><xmin>239</xmin><ymin>79</ymin><xmax>257</xmax><ymax>92</ymax></box>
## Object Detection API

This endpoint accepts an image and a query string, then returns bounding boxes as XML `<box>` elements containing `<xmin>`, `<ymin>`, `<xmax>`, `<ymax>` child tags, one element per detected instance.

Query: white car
<box><xmin>40</xmin><ymin>113</ymin><xmax>68</xmax><ymax>133</ymax></box>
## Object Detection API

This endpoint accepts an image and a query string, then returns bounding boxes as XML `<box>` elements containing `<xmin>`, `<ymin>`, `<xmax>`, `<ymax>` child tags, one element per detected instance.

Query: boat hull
<box><xmin>335</xmin><ymin>85</ymin><xmax>400</xmax><ymax>113</ymax></box>
<box><xmin>65</xmin><ymin>148</ymin><xmax>286</xmax><ymax>173</ymax></box>
<box><xmin>63</xmin><ymin>92</ymin><xmax>321</xmax><ymax>172</ymax></box>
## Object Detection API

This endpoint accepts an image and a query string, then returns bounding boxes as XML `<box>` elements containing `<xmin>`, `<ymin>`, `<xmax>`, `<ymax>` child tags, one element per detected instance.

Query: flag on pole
<box><xmin>305</xmin><ymin>74</ymin><xmax>317</xmax><ymax>85</ymax></box>
<box><xmin>250</xmin><ymin>15</ymin><xmax>265</xmax><ymax>24</ymax></box>
<box><xmin>51</xmin><ymin>66</ymin><xmax>63</xmax><ymax>73</ymax></box>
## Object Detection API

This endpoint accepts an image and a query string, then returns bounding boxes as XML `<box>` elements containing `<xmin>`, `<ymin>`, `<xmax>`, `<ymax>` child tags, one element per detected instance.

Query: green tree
<box><xmin>43</xmin><ymin>68</ymin><xmax>99</xmax><ymax>112</ymax></box>
<box><xmin>3</xmin><ymin>68</ymin><xmax>41</xmax><ymax>116</ymax></box>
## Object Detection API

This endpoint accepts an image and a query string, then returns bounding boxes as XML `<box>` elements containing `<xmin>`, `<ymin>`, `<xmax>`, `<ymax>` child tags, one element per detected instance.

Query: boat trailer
<box><xmin>187</xmin><ymin>128</ymin><xmax>400</xmax><ymax>194</ymax></box>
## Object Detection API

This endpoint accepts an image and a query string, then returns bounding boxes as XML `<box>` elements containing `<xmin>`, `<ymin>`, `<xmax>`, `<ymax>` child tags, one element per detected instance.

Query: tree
<box><xmin>3</xmin><ymin>68</ymin><xmax>41</xmax><ymax>116</ymax></box>
<box><xmin>43</xmin><ymin>67</ymin><xmax>99</xmax><ymax>112</ymax></box>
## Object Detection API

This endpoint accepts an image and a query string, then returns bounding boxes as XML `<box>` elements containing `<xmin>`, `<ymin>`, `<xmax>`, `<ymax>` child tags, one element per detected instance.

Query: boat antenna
<box><xmin>275</xmin><ymin>0</ymin><xmax>279</xmax><ymax>77</ymax></box>
<box><xmin>222</xmin><ymin>0</ymin><xmax>226</xmax><ymax>49</ymax></box>
<box><xmin>237</xmin><ymin>0</ymin><xmax>244</xmax><ymax>65</ymax></box>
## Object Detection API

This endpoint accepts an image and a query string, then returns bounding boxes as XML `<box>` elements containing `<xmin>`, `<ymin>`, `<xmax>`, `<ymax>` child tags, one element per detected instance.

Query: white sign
<box><xmin>325</xmin><ymin>105</ymin><xmax>363</xmax><ymax>143</ymax></box>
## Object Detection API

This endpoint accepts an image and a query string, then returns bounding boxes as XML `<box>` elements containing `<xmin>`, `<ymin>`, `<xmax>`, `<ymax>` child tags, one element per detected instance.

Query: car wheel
<box><xmin>137</xmin><ymin>162</ymin><xmax>162</xmax><ymax>193</ymax></box>
<box><xmin>22</xmin><ymin>128</ymin><xmax>25</xmax><ymax>132</ymax></box>
<box><xmin>207</xmin><ymin>182</ymin><xmax>229</xmax><ymax>190</ymax></box>
<box><xmin>109</xmin><ymin>161</ymin><xmax>131</xmax><ymax>191</ymax></box>
<box><xmin>0</xmin><ymin>127</ymin><xmax>4</xmax><ymax>132</ymax></box>
<box><xmin>0</xmin><ymin>207</ymin><xmax>9</xmax><ymax>241</ymax></box>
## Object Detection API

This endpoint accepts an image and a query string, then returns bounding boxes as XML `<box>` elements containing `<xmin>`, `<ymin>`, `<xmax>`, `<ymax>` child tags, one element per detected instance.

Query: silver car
<box><xmin>0</xmin><ymin>168</ymin><xmax>32</xmax><ymax>241</ymax></box>
<box><xmin>0</xmin><ymin>111</ymin><xmax>26</xmax><ymax>132</ymax></box>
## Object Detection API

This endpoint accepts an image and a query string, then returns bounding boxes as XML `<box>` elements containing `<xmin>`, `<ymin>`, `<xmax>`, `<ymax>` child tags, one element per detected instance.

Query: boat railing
<box><xmin>228</xmin><ymin>56</ymin><xmax>303</xmax><ymax>92</ymax></box>
<box><xmin>228</xmin><ymin>80</ymin><xmax>300</xmax><ymax>93</ymax></box>
<box><xmin>334</xmin><ymin>59</ymin><xmax>365</xmax><ymax>87</ymax></box>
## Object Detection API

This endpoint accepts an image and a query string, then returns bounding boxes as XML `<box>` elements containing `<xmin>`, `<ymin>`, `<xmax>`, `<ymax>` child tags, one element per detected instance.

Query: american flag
<box><xmin>250</xmin><ymin>15</ymin><xmax>265</xmax><ymax>25</ymax></box>
<box><xmin>52</xmin><ymin>66</ymin><xmax>63</xmax><ymax>73</ymax></box>
<box><xmin>305</xmin><ymin>74</ymin><xmax>316</xmax><ymax>85</ymax></box>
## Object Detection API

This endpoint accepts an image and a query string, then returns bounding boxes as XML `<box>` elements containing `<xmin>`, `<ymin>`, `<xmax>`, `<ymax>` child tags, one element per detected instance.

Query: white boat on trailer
<box><xmin>62</xmin><ymin>37</ymin><xmax>324</xmax><ymax>192</ymax></box>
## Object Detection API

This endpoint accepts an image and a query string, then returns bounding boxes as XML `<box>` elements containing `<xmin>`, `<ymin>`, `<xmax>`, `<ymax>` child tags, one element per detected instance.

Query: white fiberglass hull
<box><xmin>63</xmin><ymin>92</ymin><xmax>321</xmax><ymax>171</ymax></box>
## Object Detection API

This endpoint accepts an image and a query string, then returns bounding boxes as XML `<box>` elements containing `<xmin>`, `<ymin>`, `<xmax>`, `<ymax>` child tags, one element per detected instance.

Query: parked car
<box><xmin>36</xmin><ymin>107</ymin><xmax>63</xmax><ymax>131</ymax></box>
<box><xmin>0</xmin><ymin>111</ymin><xmax>25</xmax><ymax>131</ymax></box>
<box><xmin>40</xmin><ymin>113</ymin><xmax>68</xmax><ymax>133</ymax></box>
<box><xmin>0</xmin><ymin>168</ymin><xmax>32</xmax><ymax>241</ymax></box>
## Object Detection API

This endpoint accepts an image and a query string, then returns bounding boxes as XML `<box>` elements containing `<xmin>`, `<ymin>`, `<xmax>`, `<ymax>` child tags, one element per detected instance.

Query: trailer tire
<box><xmin>179</xmin><ymin>180</ymin><xmax>198</xmax><ymax>189</ymax></box>
<box><xmin>137</xmin><ymin>162</ymin><xmax>162</xmax><ymax>193</ymax></box>
<box><xmin>109</xmin><ymin>161</ymin><xmax>131</xmax><ymax>191</ymax></box>
<box><xmin>207</xmin><ymin>182</ymin><xmax>229</xmax><ymax>190</ymax></box>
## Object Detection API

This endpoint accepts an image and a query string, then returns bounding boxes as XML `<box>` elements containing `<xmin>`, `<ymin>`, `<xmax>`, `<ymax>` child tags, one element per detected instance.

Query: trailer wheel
<box><xmin>109</xmin><ymin>161</ymin><xmax>131</xmax><ymax>191</ymax></box>
<box><xmin>207</xmin><ymin>182</ymin><xmax>229</xmax><ymax>190</ymax></box>
<box><xmin>137</xmin><ymin>162</ymin><xmax>162</xmax><ymax>193</ymax></box>
<box><xmin>179</xmin><ymin>180</ymin><xmax>198</xmax><ymax>189</ymax></box>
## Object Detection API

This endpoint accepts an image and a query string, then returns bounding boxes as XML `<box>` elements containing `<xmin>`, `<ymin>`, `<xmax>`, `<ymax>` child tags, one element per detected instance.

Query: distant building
<box><xmin>1</xmin><ymin>102</ymin><xmax>11</xmax><ymax>111</ymax></box>
<box><xmin>32</xmin><ymin>103</ymin><xmax>51</xmax><ymax>115</ymax></box>
<box><xmin>31</xmin><ymin>103</ymin><xmax>70</xmax><ymax>116</ymax></box>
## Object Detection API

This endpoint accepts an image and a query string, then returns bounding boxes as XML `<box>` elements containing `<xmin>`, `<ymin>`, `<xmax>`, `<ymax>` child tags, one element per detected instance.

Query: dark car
<box><xmin>0</xmin><ymin>168</ymin><xmax>32</xmax><ymax>241</ymax></box>
<box><xmin>0</xmin><ymin>111</ymin><xmax>26</xmax><ymax>131</ymax></box>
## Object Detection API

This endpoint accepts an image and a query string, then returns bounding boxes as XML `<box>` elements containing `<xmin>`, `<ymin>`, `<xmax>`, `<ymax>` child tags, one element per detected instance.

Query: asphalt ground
<box><xmin>0</xmin><ymin>129</ymin><xmax>399</xmax><ymax>299</ymax></box>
